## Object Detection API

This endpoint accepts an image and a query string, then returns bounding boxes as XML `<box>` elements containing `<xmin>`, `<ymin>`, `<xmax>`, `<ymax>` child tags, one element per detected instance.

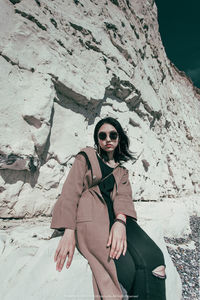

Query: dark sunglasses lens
<box><xmin>98</xmin><ymin>132</ymin><xmax>107</xmax><ymax>140</ymax></box>
<box><xmin>110</xmin><ymin>132</ymin><xmax>118</xmax><ymax>140</ymax></box>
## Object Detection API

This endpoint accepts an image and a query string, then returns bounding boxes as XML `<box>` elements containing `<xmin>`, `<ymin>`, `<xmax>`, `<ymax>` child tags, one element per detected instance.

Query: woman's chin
<box><xmin>104</xmin><ymin>147</ymin><xmax>114</xmax><ymax>152</ymax></box>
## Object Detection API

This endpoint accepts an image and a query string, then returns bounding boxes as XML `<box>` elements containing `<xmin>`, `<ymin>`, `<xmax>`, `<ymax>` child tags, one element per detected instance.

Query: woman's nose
<box><xmin>106</xmin><ymin>134</ymin><xmax>111</xmax><ymax>142</ymax></box>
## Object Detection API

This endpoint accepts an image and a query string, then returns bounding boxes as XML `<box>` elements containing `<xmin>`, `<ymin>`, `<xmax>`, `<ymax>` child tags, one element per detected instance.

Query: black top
<box><xmin>96</xmin><ymin>153</ymin><xmax>116</xmax><ymax>229</ymax></box>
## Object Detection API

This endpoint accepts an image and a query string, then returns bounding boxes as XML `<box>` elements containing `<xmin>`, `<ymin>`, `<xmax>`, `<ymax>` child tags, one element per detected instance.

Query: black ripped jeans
<box><xmin>113</xmin><ymin>217</ymin><xmax>166</xmax><ymax>300</ymax></box>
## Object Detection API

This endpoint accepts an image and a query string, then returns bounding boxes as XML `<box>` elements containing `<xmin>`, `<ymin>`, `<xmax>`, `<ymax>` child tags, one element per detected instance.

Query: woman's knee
<box><xmin>152</xmin><ymin>265</ymin><xmax>166</xmax><ymax>279</ymax></box>
<box><xmin>126</xmin><ymin>217</ymin><xmax>166</xmax><ymax>269</ymax></box>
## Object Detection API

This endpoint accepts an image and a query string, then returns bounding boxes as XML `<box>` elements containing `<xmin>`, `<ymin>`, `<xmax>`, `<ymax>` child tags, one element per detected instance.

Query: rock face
<box><xmin>1</xmin><ymin>1</ymin><xmax>199</xmax><ymax>298</ymax></box>
<box><xmin>0</xmin><ymin>1</ymin><xmax>199</xmax><ymax>219</ymax></box>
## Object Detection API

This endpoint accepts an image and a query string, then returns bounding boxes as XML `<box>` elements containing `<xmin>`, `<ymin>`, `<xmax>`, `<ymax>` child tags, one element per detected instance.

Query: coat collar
<box><xmin>77</xmin><ymin>146</ymin><xmax>125</xmax><ymax>188</ymax></box>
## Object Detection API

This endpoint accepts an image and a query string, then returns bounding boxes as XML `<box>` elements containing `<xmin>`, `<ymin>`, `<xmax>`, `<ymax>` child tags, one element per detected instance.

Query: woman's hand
<box><xmin>54</xmin><ymin>229</ymin><xmax>76</xmax><ymax>272</ymax></box>
<box><xmin>106</xmin><ymin>222</ymin><xmax>127</xmax><ymax>259</ymax></box>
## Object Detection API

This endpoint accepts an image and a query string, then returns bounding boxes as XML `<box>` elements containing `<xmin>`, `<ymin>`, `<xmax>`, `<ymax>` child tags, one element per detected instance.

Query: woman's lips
<box><xmin>106</xmin><ymin>144</ymin><xmax>112</xmax><ymax>148</ymax></box>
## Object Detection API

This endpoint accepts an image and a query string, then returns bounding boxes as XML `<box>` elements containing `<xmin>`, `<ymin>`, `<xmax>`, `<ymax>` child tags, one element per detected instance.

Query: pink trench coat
<box><xmin>50</xmin><ymin>146</ymin><xmax>137</xmax><ymax>300</ymax></box>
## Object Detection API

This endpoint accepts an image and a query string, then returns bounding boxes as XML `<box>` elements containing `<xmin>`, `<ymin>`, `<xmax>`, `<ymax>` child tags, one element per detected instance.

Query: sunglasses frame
<box><xmin>98</xmin><ymin>130</ymin><xmax>119</xmax><ymax>141</ymax></box>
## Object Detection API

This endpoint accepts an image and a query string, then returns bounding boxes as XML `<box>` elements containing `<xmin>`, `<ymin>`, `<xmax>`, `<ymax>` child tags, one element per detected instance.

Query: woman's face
<box><xmin>97</xmin><ymin>123</ymin><xmax>119</xmax><ymax>154</ymax></box>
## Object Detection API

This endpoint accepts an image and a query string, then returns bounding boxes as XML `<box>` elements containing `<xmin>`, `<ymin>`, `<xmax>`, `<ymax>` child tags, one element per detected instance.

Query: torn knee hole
<box><xmin>152</xmin><ymin>265</ymin><xmax>166</xmax><ymax>279</ymax></box>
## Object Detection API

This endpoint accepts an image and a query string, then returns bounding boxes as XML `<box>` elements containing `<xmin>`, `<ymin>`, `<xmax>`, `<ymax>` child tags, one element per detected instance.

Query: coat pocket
<box><xmin>76</xmin><ymin>190</ymin><xmax>93</xmax><ymax>223</ymax></box>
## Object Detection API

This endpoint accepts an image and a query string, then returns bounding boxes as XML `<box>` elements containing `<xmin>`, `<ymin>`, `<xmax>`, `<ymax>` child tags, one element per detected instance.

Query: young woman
<box><xmin>50</xmin><ymin>117</ymin><xmax>166</xmax><ymax>300</ymax></box>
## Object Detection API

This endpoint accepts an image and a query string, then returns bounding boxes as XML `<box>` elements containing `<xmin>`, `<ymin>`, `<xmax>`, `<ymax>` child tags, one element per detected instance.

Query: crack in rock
<box><xmin>15</xmin><ymin>9</ymin><xmax>47</xmax><ymax>31</ymax></box>
<box><xmin>50</xmin><ymin>18</ymin><xmax>57</xmax><ymax>29</ymax></box>
<box><xmin>104</xmin><ymin>22</ymin><xmax>118</xmax><ymax>32</ymax></box>
<box><xmin>157</xmin><ymin>59</ymin><xmax>166</xmax><ymax>83</ymax></box>
<box><xmin>109</xmin><ymin>0</ymin><xmax>119</xmax><ymax>6</ymax></box>
<box><xmin>8</xmin><ymin>0</ymin><xmax>21</xmax><ymax>4</ymax></box>
<box><xmin>130</xmin><ymin>24</ymin><xmax>140</xmax><ymax>39</ymax></box>
<box><xmin>34</xmin><ymin>0</ymin><xmax>41</xmax><ymax>7</ymax></box>
<box><xmin>69</xmin><ymin>22</ymin><xmax>92</xmax><ymax>36</ymax></box>
<box><xmin>129</xmin><ymin>117</ymin><xmax>140</xmax><ymax>127</ymax></box>
<box><xmin>73</xmin><ymin>0</ymin><xmax>84</xmax><ymax>7</ymax></box>
<box><xmin>84</xmin><ymin>40</ymin><xmax>101</xmax><ymax>52</ymax></box>
<box><xmin>0</xmin><ymin>52</ymin><xmax>35</xmax><ymax>72</ymax></box>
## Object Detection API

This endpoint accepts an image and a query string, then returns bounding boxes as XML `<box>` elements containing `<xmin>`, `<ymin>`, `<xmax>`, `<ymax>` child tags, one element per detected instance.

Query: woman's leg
<box><xmin>126</xmin><ymin>217</ymin><xmax>166</xmax><ymax>300</ymax></box>
<box><xmin>114</xmin><ymin>248</ymin><xmax>136</xmax><ymax>294</ymax></box>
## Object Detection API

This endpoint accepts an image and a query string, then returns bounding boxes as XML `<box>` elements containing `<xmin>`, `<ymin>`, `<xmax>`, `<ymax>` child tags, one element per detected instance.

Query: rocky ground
<box><xmin>164</xmin><ymin>215</ymin><xmax>199</xmax><ymax>300</ymax></box>
<box><xmin>0</xmin><ymin>210</ymin><xmax>199</xmax><ymax>300</ymax></box>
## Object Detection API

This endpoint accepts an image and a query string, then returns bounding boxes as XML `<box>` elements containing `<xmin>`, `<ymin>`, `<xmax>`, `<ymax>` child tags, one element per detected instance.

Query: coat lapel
<box><xmin>78</xmin><ymin>146</ymin><xmax>123</xmax><ymax>202</ymax></box>
<box><xmin>82</xmin><ymin>146</ymin><xmax>102</xmax><ymax>185</ymax></box>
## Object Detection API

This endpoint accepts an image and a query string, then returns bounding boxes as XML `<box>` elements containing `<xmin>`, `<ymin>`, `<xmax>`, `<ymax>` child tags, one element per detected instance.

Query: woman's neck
<box><xmin>96</xmin><ymin>151</ymin><xmax>119</xmax><ymax>168</ymax></box>
<box><xmin>107</xmin><ymin>151</ymin><xmax>114</xmax><ymax>161</ymax></box>
<box><xmin>96</xmin><ymin>150</ymin><xmax>114</xmax><ymax>162</ymax></box>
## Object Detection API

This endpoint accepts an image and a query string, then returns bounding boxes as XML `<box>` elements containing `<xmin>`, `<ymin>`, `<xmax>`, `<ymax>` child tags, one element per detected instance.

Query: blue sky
<box><xmin>155</xmin><ymin>0</ymin><xmax>200</xmax><ymax>88</ymax></box>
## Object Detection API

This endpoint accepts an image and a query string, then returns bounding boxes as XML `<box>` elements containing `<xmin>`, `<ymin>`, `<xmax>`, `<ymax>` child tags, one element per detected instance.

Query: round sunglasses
<box><xmin>98</xmin><ymin>131</ymin><xmax>118</xmax><ymax>141</ymax></box>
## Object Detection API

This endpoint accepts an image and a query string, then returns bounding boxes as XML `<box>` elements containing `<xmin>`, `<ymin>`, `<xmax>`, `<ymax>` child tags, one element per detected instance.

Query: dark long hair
<box><xmin>93</xmin><ymin>117</ymin><xmax>137</xmax><ymax>163</ymax></box>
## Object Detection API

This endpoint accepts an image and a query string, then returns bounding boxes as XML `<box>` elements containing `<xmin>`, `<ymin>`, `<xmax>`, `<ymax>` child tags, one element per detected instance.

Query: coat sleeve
<box><xmin>50</xmin><ymin>153</ymin><xmax>88</xmax><ymax>231</ymax></box>
<box><xmin>113</xmin><ymin>168</ymin><xmax>137</xmax><ymax>221</ymax></box>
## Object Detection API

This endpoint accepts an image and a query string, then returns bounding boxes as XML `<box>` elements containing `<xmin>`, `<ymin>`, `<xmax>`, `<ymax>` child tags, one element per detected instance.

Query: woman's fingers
<box><xmin>110</xmin><ymin>237</ymin><xmax>117</xmax><ymax>258</ymax></box>
<box><xmin>66</xmin><ymin>246</ymin><xmax>75</xmax><ymax>269</ymax></box>
<box><xmin>54</xmin><ymin>238</ymin><xmax>63</xmax><ymax>262</ymax></box>
<box><xmin>111</xmin><ymin>240</ymin><xmax>120</xmax><ymax>259</ymax></box>
<box><xmin>107</xmin><ymin>230</ymin><xmax>112</xmax><ymax>247</ymax></box>
<box><xmin>122</xmin><ymin>239</ymin><xmax>127</xmax><ymax>256</ymax></box>
<box><xmin>56</xmin><ymin>249</ymin><xmax>68</xmax><ymax>271</ymax></box>
<box><xmin>115</xmin><ymin>240</ymin><xmax>124</xmax><ymax>259</ymax></box>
